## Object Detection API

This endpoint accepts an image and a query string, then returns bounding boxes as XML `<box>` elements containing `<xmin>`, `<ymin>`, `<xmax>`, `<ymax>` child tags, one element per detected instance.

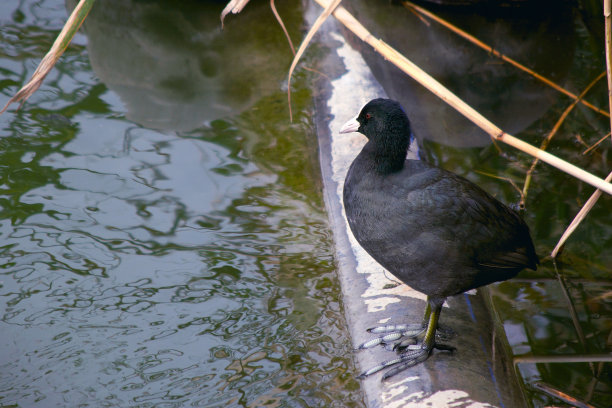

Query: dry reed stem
<box><xmin>221</xmin><ymin>0</ymin><xmax>251</xmax><ymax>27</ymax></box>
<box><xmin>583</xmin><ymin>131</ymin><xmax>611</xmax><ymax>155</ymax></box>
<box><xmin>514</xmin><ymin>354</ymin><xmax>612</xmax><ymax>363</ymax></box>
<box><xmin>554</xmin><ymin>260</ymin><xmax>592</xmax><ymax>372</ymax></box>
<box><xmin>312</xmin><ymin>0</ymin><xmax>612</xmax><ymax>196</ymax></box>
<box><xmin>287</xmin><ymin>0</ymin><xmax>342</xmax><ymax>121</ymax></box>
<box><xmin>270</xmin><ymin>1</ymin><xmax>329</xmax><ymax>80</ymax></box>
<box><xmin>522</xmin><ymin>71</ymin><xmax>606</xmax><ymax>198</ymax></box>
<box><xmin>474</xmin><ymin>170</ymin><xmax>525</xmax><ymax>208</ymax></box>
<box><xmin>270</xmin><ymin>0</ymin><xmax>296</xmax><ymax>55</ymax></box>
<box><xmin>533</xmin><ymin>382</ymin><xmax>595</xmax><ymax>408</ymax></box>
<box><xmin>403</xmin><ymin>0</ymin><xmax>610</xmax><ymax>118</ymax></box>
<box><xmin>605</xmin><ymin>0</ymin><xmax>612</xmax><ymax>137</ymax></box>
<box><xmin>0</xmin><ymin>0</ymin><xmax>94</xmax><ymax>115</ymax></box>
<box><xmin>548</xmin><ymin>0</ymin><xmax>612</xmax><ymax>257</ymax></box>
<box><xmin>551</xmin><ymin>170</ymin><xmax>612</xmax><ymax>258</ymax></box>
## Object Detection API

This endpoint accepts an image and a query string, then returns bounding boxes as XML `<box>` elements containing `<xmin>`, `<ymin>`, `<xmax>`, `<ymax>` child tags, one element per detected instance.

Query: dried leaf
<box><xmin>221</xmin><ymin>0</ymin><xmax>251</xmax><ymax>27</ymax></box>
<box><xmin>0</xmin><ymin>0</ymin><xmax>95</xmax><ymax>115</ymax></box>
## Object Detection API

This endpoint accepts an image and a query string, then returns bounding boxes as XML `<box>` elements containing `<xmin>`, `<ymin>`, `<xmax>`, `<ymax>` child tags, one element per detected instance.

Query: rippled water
<box><xmin>0</xmin><ymin>1</ymin><xmax>363</xmax><ymax>406</ymax></box>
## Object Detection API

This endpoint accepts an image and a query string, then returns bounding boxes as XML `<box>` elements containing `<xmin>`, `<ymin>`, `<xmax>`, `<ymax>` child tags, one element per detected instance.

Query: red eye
<box><xmin>365</xmin><ymin>113</ymin><xmax>372</xmax><ymax>119</ymax></box>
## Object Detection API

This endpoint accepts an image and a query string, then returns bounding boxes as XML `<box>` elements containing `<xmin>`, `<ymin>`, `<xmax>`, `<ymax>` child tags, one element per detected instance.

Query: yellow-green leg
<box><xmin>421</xmin><ymin>301</ymin><xmax>432</xmax><ymax>327</ymax></box>
<box><xmin>356</xmin><ymin>297</ymin><xmax>455</xmax><ymax>381</ymax></box>
<box><xmin>421</xmin><ymin>299</ymin><xmax>441</xmax><ymax>349</ymax></box>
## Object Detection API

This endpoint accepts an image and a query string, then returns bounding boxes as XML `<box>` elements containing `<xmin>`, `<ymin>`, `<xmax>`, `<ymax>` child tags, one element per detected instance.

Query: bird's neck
<box><xmin>363</xmin><ymin>135</ymin><xmax>408</xmax><ymax>175</ymax></box>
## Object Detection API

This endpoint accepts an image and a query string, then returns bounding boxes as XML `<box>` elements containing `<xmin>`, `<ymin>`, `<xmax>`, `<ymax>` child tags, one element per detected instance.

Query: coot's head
<box><xmin>339</xmin><ymin>98</ymin><xmax>411</xmax><ymax>145</ymax></box>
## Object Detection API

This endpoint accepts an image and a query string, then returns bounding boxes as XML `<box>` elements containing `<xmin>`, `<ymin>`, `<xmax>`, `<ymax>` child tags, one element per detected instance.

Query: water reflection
<box><xmin>67</xmin><ymin>0</ymin><xmax>299</xmax><ymax>131</ymax></box>
<box><xmin>0</xmin><ymin>0</ymin><xmax>363</xmax><ymax>406</ymax></box>
<box><xmin>342</xmin><ymin>0</ymin><xmax>575</xmax><ymax>148</ymax></box>
<box><xmin>491</xmin><ymin>276</ymin><xmax>612</xmax><ymax>407</ymax></box>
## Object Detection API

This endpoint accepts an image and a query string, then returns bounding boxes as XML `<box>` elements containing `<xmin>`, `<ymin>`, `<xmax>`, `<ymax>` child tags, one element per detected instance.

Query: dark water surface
<box><xmin>0</xmin><ymin>1</ymin><xmax>363</xmax><ymax>407</ymax></box>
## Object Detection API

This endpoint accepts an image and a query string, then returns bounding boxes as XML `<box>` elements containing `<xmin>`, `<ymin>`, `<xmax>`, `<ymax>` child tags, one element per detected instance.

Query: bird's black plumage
<box><xmin>341</xmin><ymin>98</ymin><xmax>538</xmax><ymax>380</ymax></box>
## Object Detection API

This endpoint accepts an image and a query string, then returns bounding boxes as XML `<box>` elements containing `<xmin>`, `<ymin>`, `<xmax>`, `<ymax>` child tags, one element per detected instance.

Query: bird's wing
<box><xmin>389</xmin><ymin>163</ymin><xmax>538</xmax><ymax>272</ymax></box>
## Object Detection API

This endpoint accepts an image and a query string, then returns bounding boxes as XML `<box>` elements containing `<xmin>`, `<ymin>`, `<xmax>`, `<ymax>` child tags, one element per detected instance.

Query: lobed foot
<box><xmin>358</xmin><ymin>323</ymin><xmax>454</xmax><ymax>352</ymax></box>
<box><xmin>358</xmin><ymin>323</ymin><xmax>425</xmax><ymax>351</ymax></box>
<box><xmin>356</xmin><ymin>299</ymin><xmax>454</xmax><ymax>381</ymax></box>
<box><xmin>357</xmin><ymin>342</ymin><xmax>456</xmax><ymax>381</ymax></box>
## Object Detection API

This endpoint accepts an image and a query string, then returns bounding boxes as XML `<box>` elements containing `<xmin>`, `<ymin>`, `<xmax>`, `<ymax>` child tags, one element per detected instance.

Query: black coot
<box><xmin>340</xmin><ymin>98</ymin><xmax>538</xmax><ymax>380</ymax></box>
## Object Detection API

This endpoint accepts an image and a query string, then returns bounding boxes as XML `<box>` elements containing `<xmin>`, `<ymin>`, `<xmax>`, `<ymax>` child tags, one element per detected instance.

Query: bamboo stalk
<box><xmin>0</xmin><ymin>0</ymin><xmax>95</xmax><ymax>115</ymax></box>
<box><xmin>404</xmin><ymin>1</ymin><xmax>610</xmax><ymax>119</ymax></box>
<box><xmin>312</xmin><ymin>0</ymin><xmax>612</xmax><ymax>196</ymax></box>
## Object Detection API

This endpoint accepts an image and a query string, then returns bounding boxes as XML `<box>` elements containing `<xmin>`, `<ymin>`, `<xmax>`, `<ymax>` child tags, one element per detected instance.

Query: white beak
<box><xmin>339</xmin><ymin>116</ymin><xmax>360</xmax><ymax>134</ymax></box>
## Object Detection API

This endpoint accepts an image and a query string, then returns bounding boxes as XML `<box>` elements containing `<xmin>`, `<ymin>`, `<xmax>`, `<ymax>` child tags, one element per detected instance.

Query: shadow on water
<box><xmin>0</xmin><ymin>0</ymin><xmax>363</xmax><ymax>407</ymax></box>
<box><xmin>340</xmin><ymin>0</ymin><xmax>612</xmax><ymax>406</ymax></box>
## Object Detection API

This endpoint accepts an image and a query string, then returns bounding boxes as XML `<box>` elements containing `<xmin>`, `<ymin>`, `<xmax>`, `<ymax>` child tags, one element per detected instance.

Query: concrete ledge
<box><xmin>311</xmin><ymin>15</ymin><xmax>526</xmax><ymax>408</ymax></box>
